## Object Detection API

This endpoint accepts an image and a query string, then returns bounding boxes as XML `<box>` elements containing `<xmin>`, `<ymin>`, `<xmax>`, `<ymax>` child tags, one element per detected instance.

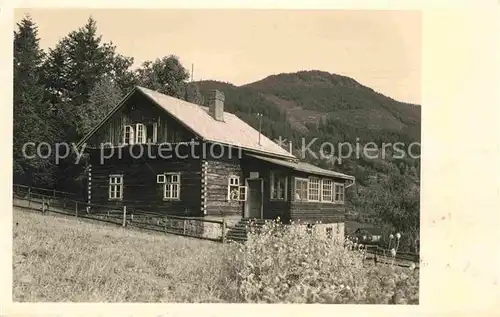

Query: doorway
<box><xmin>245</xmin><ymin>178</ymin><xmax>263</xmax><ymax>219</ymax></box>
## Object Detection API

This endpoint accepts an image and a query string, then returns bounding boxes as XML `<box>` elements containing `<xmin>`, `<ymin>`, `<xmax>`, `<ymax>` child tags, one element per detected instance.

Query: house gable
<box><xmin>83</xmin><ymin>89</ymin><xmax>199</xmax><ymax>149</ymax></box>
<box><xmin>78</xmin><ymin>86</ymin><xmax>295</xmax><ymax>159</ymax></box>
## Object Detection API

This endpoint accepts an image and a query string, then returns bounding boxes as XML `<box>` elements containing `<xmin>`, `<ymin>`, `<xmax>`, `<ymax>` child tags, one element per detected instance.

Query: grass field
<box><xmin>13</xmin><ymin>207</ymin><xmax>419</xmax><ymax>303</ymax></box>
<box><xmin>13</xmin><ymin>208</ymin><xmax>238</xmax><ymax>302</ymax></box>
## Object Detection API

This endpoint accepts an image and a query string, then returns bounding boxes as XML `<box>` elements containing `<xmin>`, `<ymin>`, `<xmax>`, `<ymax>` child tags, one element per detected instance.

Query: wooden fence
<box><xmin>12</xmin><ymin>184</ymin><xmax>420</xmax><ymax>268</ymax></box>
<box><xmin>361</xmin><ymin>245</ymin><xmax>419</xmax><ymax>269</ymax></box>
<box><xmin>12</xmin><ymin>184</ymin><xmax>227</xmax><ymax>243</ymax></box>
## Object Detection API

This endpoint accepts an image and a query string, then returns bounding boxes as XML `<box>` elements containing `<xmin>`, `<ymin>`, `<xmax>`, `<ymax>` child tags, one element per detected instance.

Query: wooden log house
<box><xmin>76</xmin><ymin>86</ymin><xmax>355</xmax><ymax>238</ymax></box>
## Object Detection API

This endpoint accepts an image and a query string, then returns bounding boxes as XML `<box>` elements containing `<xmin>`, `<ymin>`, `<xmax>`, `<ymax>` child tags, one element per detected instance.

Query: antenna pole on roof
<box><xmin>257</xmin><ymin>113</ymin><xmax>263</xmax><ymax>146</ymax></box>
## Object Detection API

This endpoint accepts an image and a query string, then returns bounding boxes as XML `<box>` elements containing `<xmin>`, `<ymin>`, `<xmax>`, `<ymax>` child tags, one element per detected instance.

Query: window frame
<box><xmin>228</xmin><ymin>175</ymin><xmax>240</xmax><ymax>201</ymax></box>
<box><xmin>227</xmin><ymin>175</ymin><xmax>247</xmax><ymax>201</ymax></box>
<box><xmin>307</xmin><ymin>177</ymin><xmax>321</xmax><ymax>201</ymax></box>
<box><xmin>270</xmin><ymin>171</ymin><xmax>288</xmax><ymax>201</ymax></box>
<box><xmin>157</xmin><ymin>174</ymin><xmax>166</xmax><ymax>184</ymax></box>
<box><xmin>333</xmin><ymin>182</ymin><xmax>345</xmax><ymax>204</ymax></box>
<box><xmin>163</xmin><ymin>172</ymin><xmax>181</xmax><ymax>200</ymax></box>
<box><xmin>108</xmin><ymin>174</ymin><xmax>123</xmax><ymax>200</ymax></box>
<box><xmin>294</xmin><ymin>177</ymin><xmax>309</xmax><ymax>201</ymax></box>
<box><xmin>123</xmin><ymin>125</ymin><xmax>135</xmax><ymax>145</ymax></box>
<box><xmin>321</xmin><ymin>179</ymin><xmax>334</xmax><ymax>203</ymax></box>
<box><xmin>238</xmin><ymin>185</ymin><xmax>248</xmax><ymax>201</ymax></box>
<box><xmin>135</xmin><ymin>123</ymin><xmax>147</xmax><ymax>144</ymax></box>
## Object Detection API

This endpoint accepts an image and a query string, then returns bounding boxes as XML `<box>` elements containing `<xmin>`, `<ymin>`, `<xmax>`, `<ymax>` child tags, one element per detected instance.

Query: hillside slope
<box><xmin>196</xmin><ymin>70</ymin><xmax>421</xmax><ymax>202</ymax></box>
<box><xmin>197</xmin><ymin>70</ymin><xmax>420</xmax><ymax>142</ymax></box>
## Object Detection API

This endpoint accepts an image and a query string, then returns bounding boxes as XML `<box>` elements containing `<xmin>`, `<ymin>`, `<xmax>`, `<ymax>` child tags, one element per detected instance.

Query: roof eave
<box><xmin>245</xmin><ymin>153</ymin><xmax>356</xmax><ymax>181</ymax></box>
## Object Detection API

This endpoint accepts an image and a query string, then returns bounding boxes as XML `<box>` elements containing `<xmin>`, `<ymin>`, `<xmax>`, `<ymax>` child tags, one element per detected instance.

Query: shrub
<box><xmin>229</xmin><ymin>220</ymin><xmax>419</xmax><ymax>304</ymax></box>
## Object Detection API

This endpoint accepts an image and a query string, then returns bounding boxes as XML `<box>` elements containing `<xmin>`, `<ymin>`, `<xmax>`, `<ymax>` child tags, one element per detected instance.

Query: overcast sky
<box><xmin>15</xmin><ymin>9</ymin><xmax>421</xmax><ymax>104</ymax></box>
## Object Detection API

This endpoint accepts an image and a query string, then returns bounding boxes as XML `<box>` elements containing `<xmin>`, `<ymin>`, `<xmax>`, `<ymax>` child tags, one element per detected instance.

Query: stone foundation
<box><xmin>202</xmin><ymin>215</ymin><xmax>241</xmax><ymax>240</ymax></box>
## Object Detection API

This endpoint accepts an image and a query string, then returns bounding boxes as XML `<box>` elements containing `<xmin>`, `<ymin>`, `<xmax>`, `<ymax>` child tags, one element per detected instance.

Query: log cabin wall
<box><xmin>204</xmin><ymin>145</ymin><xmax>244</xmax><ymax>217</ymax></box>
<box><xmin>88</xmin><ymin>146</ymin><xmax>203</xmax><ymax>217</ymax></box>
<box><xmin>289</xmin><ymin>171</ymin><xmax>347</xmax><ymax>224</ymax></box>
<box><xmin>87</xmin><ymin>93</ymin><xmax>197</xmax><ymax>148</ymax></box>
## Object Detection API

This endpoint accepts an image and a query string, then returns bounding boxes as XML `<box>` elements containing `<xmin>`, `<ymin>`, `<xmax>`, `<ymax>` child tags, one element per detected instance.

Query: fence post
<box><xmin>164</xmin><ymin>216</ymin><xmax>168</xmax><ymax>234</ymax></box>
<box><xmin>183</xmin><ymin>219</ymin><xmax>186</xmax><ymax>234</ymax></box>
<box><xmin>221</xmin><ymin>219</ymin><xmax>227</xmax><ymax>244</ymax></box>
<box><xmin>28</xmin><ymin>187</ymin><xmax>31</xmax><ymax>208</ymax></box>
<box><xmin>75</xmin><ymin>201</ymin><xmax>78</xmax><ymax>217</ymax></box>
<box><xmin>53</xmin><ymin>189</ymin><xmax>56</xmax><ymax>198</ymax></box>
<box><xmin>42</xmin><ymin>197</ymin><xmax>46</xmax><ymax>213</ymax></box>
<box><xmin>122</xmin><ymin>206</ymin><xmax>127</xmax><ymax>227</ymax></box>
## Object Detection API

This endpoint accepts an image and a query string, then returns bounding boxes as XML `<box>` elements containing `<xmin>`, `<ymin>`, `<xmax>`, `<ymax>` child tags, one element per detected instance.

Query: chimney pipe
<box><xmin>289</xmin><ymin>140</ymin><xmax>293</xmax><ymax>153</ymax></box>
<box><xmin>207</xmin><ymin>89</ymin><xmax>225</xmax><ymax>122</ymax></box>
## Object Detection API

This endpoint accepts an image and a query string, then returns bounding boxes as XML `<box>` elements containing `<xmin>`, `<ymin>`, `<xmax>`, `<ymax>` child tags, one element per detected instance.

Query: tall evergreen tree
<box><xmin>42</xmin><ymin>16</ymin><xmax>134</xmax><ymax>141</ymax></box>
<box><xmin>13</xmin><ymin>15</ymin><xmax>58</xmax><ymax>186</ymax></box>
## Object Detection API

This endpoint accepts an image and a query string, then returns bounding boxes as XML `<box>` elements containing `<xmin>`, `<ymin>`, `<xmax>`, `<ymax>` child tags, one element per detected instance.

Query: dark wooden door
<box><xmin>246</xmin><ymin>179</ymin><xmax>262</xmax><ymax>219</ymax></box>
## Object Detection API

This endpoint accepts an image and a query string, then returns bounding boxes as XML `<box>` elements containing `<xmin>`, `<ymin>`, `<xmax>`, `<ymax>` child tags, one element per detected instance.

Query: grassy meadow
<box><xmin>13</xmin><ymin>208</ymin><xmax>419</xmax><ymax>303</ymax></box>
<box><xmin>13</xmin><ymin>208</ymin><xmax>237</xmax><ymax>302</ymax></box>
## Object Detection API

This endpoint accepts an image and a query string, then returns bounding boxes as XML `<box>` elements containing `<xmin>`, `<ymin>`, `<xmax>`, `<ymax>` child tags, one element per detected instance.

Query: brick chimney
<box><xmin>207</xmin><ymin>89</ymin><xmax>225</xmax><ymax>122</ymax></box>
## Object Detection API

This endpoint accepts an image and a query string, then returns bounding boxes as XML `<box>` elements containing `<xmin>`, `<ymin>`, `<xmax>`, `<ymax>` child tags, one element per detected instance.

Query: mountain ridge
<box><xmin>195</xmin><ymin>70</ymin><xmax>421</xmax><ymax>146</ymax></box>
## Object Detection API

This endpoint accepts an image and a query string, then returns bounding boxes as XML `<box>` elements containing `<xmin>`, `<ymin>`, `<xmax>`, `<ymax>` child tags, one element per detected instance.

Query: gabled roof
<box><xmin>246</xmin><ymin>153</ymin><xmax>355</xmax><ymax>180</ymax></box>
<box><xmin>77</xmin><ymin>86</ymin><xmax>295</xmax><ymax>159</ymax></box>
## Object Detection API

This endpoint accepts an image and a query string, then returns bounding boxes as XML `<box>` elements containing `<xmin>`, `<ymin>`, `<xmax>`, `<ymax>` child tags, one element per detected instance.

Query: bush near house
<box><xmin>232</xmin><ymin>220</ymin><xmax>419</xmax><ymax>304</ymax></box>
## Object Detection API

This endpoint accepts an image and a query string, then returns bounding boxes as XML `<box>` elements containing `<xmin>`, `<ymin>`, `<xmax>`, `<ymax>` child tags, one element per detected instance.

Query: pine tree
<box><xmin>42</xmin><ymin>16</ymin><xmax>133</xmax><ymax>141</ymax></box>
<box><xmin>13</xmin><ymin>15</ymin><xmax>58</xmax><ymax>186</ymax></box>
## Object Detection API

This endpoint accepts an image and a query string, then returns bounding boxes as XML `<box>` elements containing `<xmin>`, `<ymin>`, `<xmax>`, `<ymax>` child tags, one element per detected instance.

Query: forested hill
<box><xmin>196</xmin><ymin>71</ymin><xmax>421</xmax><ymax>181</ymax></box>
<box><xmin>197</xmin><ymin>71</ymin><xmax>420</xmax><ymax>144</ymax></box>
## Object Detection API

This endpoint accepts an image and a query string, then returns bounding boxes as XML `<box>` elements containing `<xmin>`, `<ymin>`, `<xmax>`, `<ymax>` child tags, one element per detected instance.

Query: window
<box><xmin>228</xmin><ymin>175</ymin><xmax>239</xmax><ymax>200</ymax></box>
<box><xmin>109</xmin><ymin>175</ymin><xmax>123</xmax><ymax>200</ymax></box>
<box><xmin>270</xmin><ymin>171</ymin><xmax>287</xmax><ymax>200</ymax></box>
<box><xmin>308</xmin><ymin>177</ymin><xmax>320</xmax><ymax>201</ymax></box>
<box><xmin>294</xmin><ymin>178</ymin><xmax>308</xmax><ymax>201</ymax></box>
<box><xmin>227</xmin><ymin>176</ymin><xmax>247</xmax><ymax>201</ymax></box>
<box><xmin>123</xmin><ymin>125</ymin><xmax>134</xmax><ymax>145</ymax></box>
<box><xmin>334</xmin><ymin>183</ymin><xmax>345</xmax><ymax>203</ymax></box>
<box><xmin>135</xmin><ymin>123</ymin><xmax>146</xmax><ymax>144</ymax></box>
<box><xmin>322</xmin><ymin>179</ymin><xmax>333</xmax><ymax>202</ymax></box>
<box><xmin>238</xmin><ymin>186</ymin><xmax>248</xmax><ymax>201</ymax></box>
<box><xmin>157</xmin><ymin>174</ymin><xmax>166</xmax><ymax>184</ymax></box>
<box><xmin>163</xmin><ymin>173</ymin><xmax>180</xmax><ymax>199</ymax></box>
